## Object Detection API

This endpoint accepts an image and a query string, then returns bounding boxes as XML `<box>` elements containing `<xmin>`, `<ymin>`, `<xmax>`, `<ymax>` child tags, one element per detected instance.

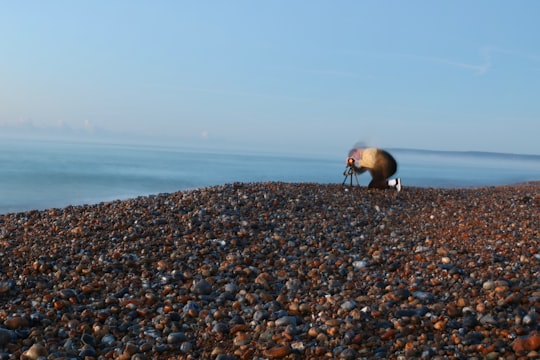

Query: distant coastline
<box><xmin>389</xmin><ymin>147</ymin><xmax>540</xmax><ymax>160</ymax></box>
<box><xmin>2</xmin><ymin>132</ymin><xmax>539</xmax><ymax>159</ymax></box>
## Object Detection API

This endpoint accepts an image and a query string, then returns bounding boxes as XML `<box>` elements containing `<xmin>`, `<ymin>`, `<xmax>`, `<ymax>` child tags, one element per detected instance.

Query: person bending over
<box><xmin>347</xmin><ymin>147</ymin><xmax>402</xmax><ymax>191</ymax></box>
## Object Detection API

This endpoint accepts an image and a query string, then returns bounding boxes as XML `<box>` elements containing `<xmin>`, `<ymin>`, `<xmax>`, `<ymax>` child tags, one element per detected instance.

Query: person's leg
<box><xmin>388</xmin><ymin>178</ymin><xmax>402</xmax><ymax>191</ymax></box>
<box><xmin>378</xmin><ymin>150</ymin><xmax>397</xmax><ymax>179</ymax></box>
<box><xmin>376</xmin><ymin>150</ymin><xmax>401</xmax><ymax>191</ymax></box>
<box><xmin>368</xmin><ymin>171</ymin><xmax>389</xmax><ymax>189</ymax></box>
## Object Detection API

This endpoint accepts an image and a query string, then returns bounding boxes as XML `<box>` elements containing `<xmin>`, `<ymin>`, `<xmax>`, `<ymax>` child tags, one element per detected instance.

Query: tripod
<box><xmin>342</xmin><ymin>165</ymin><xmax>360</xmax><ymax>187</ymax></box>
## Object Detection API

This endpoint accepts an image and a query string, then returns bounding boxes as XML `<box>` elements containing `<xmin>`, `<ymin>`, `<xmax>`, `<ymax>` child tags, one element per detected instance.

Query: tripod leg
<box><xmin>343</xmin><ymin>166</ymin><xmax>361</xmax><ymax>187</ymax></box>
<box><xmin>342</xmin><ymin>167</ymin><xmax>350</xmax><ymax>185</ymax></box>
<box><xmin>353</xmin><ymin>172</ymin><xmax>360</xmax><ymax>186</ymax></box>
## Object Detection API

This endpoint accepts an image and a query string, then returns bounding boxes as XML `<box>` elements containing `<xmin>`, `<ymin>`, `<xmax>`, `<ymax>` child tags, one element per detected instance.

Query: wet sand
<box><xmin>0</xmin><ymin>182</ymin><xmax>538</xmax><ymax>359</ymax></box>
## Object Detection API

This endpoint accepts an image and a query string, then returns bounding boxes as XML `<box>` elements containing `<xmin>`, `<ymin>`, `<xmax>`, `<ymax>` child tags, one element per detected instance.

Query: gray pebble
<box><xmin>167</xmin><ymin>332</ymin><xmax>187</xmax><ymax>344</ymax></box>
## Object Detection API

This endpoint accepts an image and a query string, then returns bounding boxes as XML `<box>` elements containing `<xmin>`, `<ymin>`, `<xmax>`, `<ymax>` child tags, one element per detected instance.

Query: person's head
<box><xmin>347</xmin><ymin>148</ymin><xmax>363</xmax><ymax>162</ymax></box>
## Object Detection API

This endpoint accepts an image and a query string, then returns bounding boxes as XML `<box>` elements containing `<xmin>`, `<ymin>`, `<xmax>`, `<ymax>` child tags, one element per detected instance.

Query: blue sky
<box><xmin>1</xmin><ymin>1</ymin><xmax>539</xmax><ymax>156</ymax></box>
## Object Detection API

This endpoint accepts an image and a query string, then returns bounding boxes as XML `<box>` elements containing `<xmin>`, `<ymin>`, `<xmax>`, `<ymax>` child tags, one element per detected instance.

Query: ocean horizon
<box><xmin>1</xmin><ymin>138</ymin><xmax>539</xmax><ymax>215</ymax></box>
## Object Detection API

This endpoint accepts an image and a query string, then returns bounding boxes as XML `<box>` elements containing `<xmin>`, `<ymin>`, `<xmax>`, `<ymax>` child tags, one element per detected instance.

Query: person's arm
<box><xmin>353</xmin><ymin>165</ymin><xmax>368</xmax><ymax>174</ymax></box>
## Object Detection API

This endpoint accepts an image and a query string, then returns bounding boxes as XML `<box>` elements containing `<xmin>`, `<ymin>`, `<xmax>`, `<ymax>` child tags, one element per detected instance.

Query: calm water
<box><xmin>1</xmin><ymin>139</ymin><xmax>539</xmax><ymax>214</ymax></box>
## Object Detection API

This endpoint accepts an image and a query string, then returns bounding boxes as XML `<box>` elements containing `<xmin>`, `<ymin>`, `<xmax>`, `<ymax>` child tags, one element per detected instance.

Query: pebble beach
<box><xmin>0</xmin><ymin>182</ymin><xmax>538</xmax><ymax>359</ymax></box>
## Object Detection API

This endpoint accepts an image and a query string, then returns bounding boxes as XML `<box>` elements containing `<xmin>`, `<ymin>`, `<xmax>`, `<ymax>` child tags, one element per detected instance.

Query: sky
<box><xmin>1</xmin><ymin>1</ymin><xmax>539</xmax><ymax>156</ymax></box>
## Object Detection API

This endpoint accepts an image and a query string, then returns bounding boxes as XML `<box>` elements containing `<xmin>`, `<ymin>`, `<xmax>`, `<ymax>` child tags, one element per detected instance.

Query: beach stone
<box><xmin>339</xmin><ymin>348</ymin><xmax>358</xmax><ymax>359</ymax></box>
<box><xmin>484</xmin><ymin>352</ymin><xmax>501</xmax><ymax>360</ymax></box>
<box><xmin>479</xmin><ymin>314</ymin><xmax>498</xmax><ymax>326</ymax></box>
<box><xmin>446</xmin><ymin>303</ymin><xmax>460</xmax><ymax>318</ymax></box>
<box><xmin>212</xmin><ymin>322</ymin><xmax>229</xmax><ymax>334</ymax></box>
<box><xmin>412</xmin><ymin>291</ymin><xmax>435</xmax><ymax>302</ymax></box>
<box><xmin>341</xmin><ymin>300</ymin><xmax>357</xmax><ymax>311</ymax></box>
<box><xmin>224</xmin><ymin>283</ymin><xmax>238</xmax><ymax>293</ymax></box>
<box><xmin>191</xmin><ymin>279</ymin><xmax>212</xmax><ymax>295</ymax></box>
<box><xmin>101</xmin><ymin>333</ymin><xmax>116</xmax><ymax>346</ymax></box>
<box><xmin>512</xmin><ymin>334</ymin><xmax>540</xmax><ymax>352</ymax></box>
<box><xmin>463</xmin><ymin>314</ymin><xmax>480</xmax><ymax>328</ymax></box>
<box><xmin>79</xmin><ymin>344</ymin><xmax>98</xmax><ymax>357</ymax></box>
<box><xmin>183</xmin><ymin>301</ymin><xmax>201</xmax><ymax>315</ymax></box>
<box><xmin>463</xmin><ymin>331</ymin><xmax>484</xmax><ymax>345</ymax></box>
<box><xmin>4</xmin><ymin>316</ymin><xmax>28</xmax><ymax>329</ymax></box>
<box><xmin>81</xmin><ymin>333</ymin><xmax>96</xmax><ymax>346</ymax></box>
<box><xmin>167</xmin><ymin>332</ymin><xmax>187</xmax><ymax>344</ymax></box>
<box><xmin>139</xmin><ymin>342</ymin><xmax>153</xmax><ymax>352</ymax></box>
<box><xmin>180</xmin><ymin>341</ymin><xmax>193</xmax><ymax>352</ymax></box>
<box><xmin>395</xmin><ymin>309</ymin><xmax>417</xmax><ymax>318</ymax></box>
<box><xmin>259</xmin><ymin>330</ymin><xmax>274</xmax><ymax>342</ymax></box>
<box><xmin>352</xmin><ymin>260</ymin><xmax>368</xmax><ymax>269</ymax></box>
<box><xmin>215</xmin><ymin>355</ymin><xmax>236</xmax><ymax>360</ymax></box>
<box><xmin>58</xmin><ymin>288</ymin><xmax>78</xmax><ymax>299</ymax></box>
<box><xmin>120</xmin><ymin>342</ymin><xmax>138</xmax><ymax>358</ymax></box>
<box><xmin>263</xmin><ymin>345</ymin><xmax>291</xmax><ymax>359</ymax></box>
<box><xmin>0</xmin><ymin>328</ymin><xmax>13</xmax><ymax>346</ymax></box>
<box><xmin>21</xmin><ymin>343</ymin><xmax>47</xmax><ymax>359</ymax></box>
<box><xmin>275</xmin><ymin>316</ymin><xmax>297</xmax><ymax>327</ymax></box>
<box><xmin>440</xmin><ymin>256</ymin><xmax>451</xmax><ymax>264</ymax></box>
<box><xmin>482</xmin><ymin>280</ymin><xmax>495</xmax><ymax>290</ymax></box>
<box><xmin>522</xmin><ymin>312</ymin><xmax>537</xmax><ymax>326</ymax></box>
<box><xmin>253</xmin><ymin>309</ymin><xmax>268</xmax><ymax>322</ymax></box>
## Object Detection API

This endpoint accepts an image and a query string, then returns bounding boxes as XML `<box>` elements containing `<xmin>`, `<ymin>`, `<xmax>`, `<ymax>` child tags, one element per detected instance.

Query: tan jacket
<box><xmin>349</xmin><ymin>147</ymin><xmax>378</xmax><ymax>168</ymax></box>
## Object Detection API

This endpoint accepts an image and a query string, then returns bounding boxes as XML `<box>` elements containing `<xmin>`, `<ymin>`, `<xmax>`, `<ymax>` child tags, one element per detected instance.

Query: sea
<box><xmin>1</xmin><ymin>138</ymin><xmax>539</xmax><ymax>215</ymax></box>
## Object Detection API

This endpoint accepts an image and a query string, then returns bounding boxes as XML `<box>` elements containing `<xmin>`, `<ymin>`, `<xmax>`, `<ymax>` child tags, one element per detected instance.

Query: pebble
<box><xmin>4</xmin><ymin>316</ymin><xmax>28</xmax><ymax>329</ymax></box>
<box><xmin>21</xmin><ymin>343</ymin><xmax>47</xmax><ymax>360</ymax></box>
<box><xmin>0</xmin><ymin>181</ymin><xmax>537</xmax><ymax>358</ymax></box>
<box><xmin>191</xmin><ymin>279</ymin><xmax>213</xmax><ymax>295</ymax></box>
<box><xmin>483</xmin><ymin>280</ymin><xmax>495</xmax><ymax>290</ymax></box>
<box><xmin>512</xmin><ymin>334</ymin><xmax>540</xmax><ymax>352</ymax></box>
<box><xmin>0</xmin><ymin>328</ymin><xmax>13</xmax><ymax>346</ymax></box>
<box><xmin>167</xmin><ymin>332</ymin><xmax>186</xmax><ymax>344</ymax></box>
<box><xmin>263</xmin><ymin>345</ymin><xmax>291</xmax><ymax>358</ymax></box>
<box><xmin>341</xmin><ymin>300</ymin><xmax>357</xmax><ymax>311</ymax></box>
<box><xmin>275</xmin><ymin>316</ymin><xmax>296</xmax><ymax>327</ymax></box>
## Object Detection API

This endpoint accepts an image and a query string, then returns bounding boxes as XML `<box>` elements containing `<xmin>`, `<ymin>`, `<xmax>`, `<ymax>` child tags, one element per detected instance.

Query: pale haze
<box><xmin>1</xmin><ymin>1</ymin><xmax>539</xmax><ymax>156</ymax></box>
